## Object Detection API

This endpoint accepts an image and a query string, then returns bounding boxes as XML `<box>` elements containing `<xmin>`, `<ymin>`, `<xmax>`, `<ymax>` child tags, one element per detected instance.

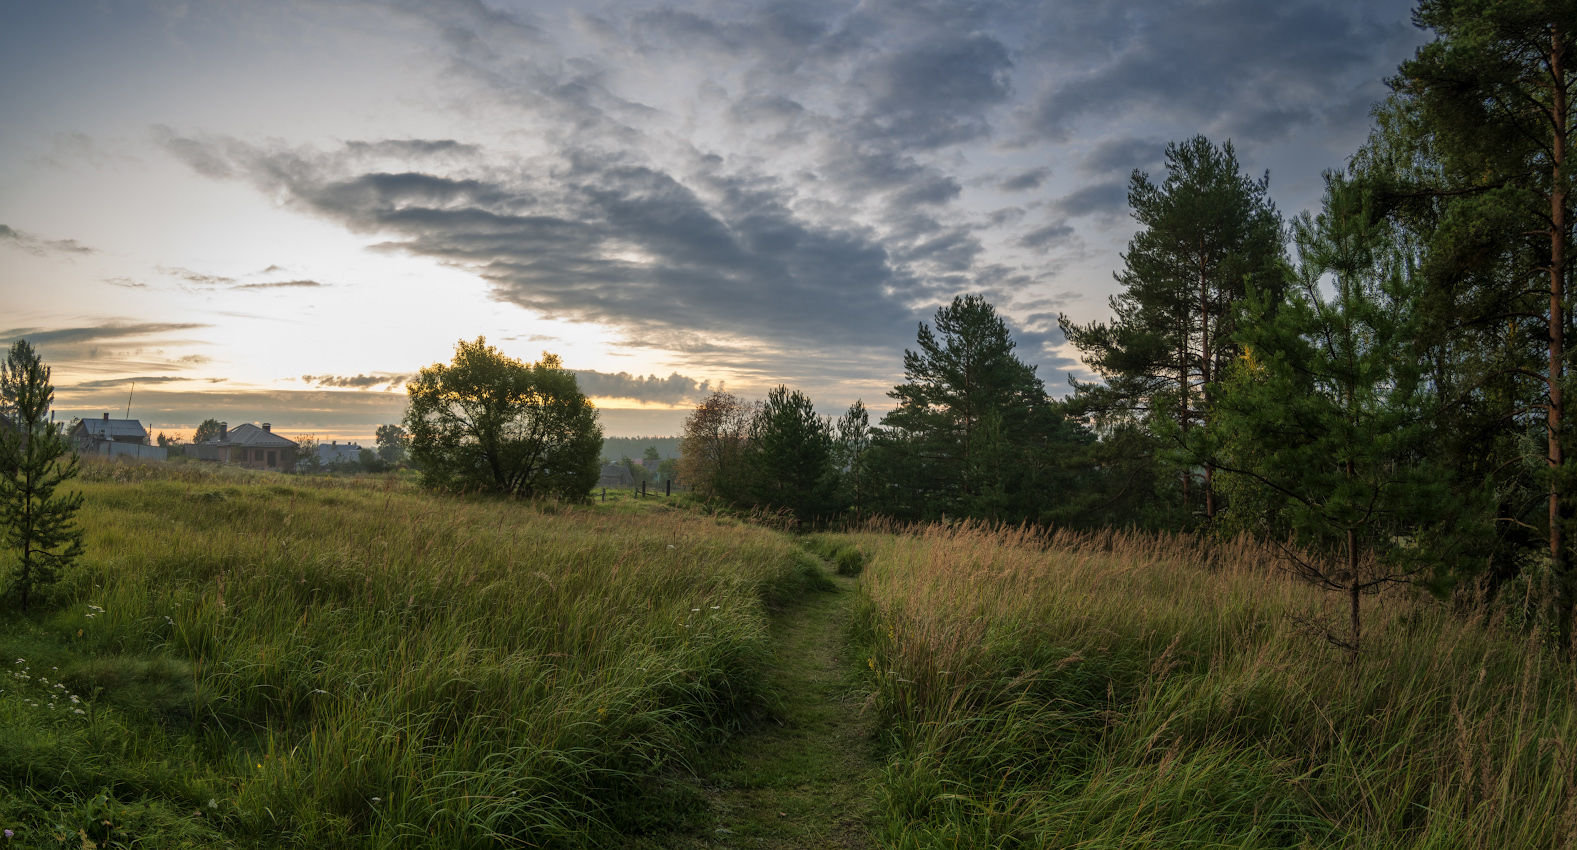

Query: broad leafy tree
<box><xmin>404</xmin><ymin>338</ymin><xmax>602</xmax><ymax>498</ymax></box>
<box><xmin>0</xmin><ymin>340</ymin><xmax>84</xmax><ymax>612</ymax></box>
<box><xmin>375</xmin><ymin>424</ymin><xmax>408</xmax><ymax>465</ymax></box>
<box><xmin>678</xmin><ymin>390</ymin><xmax>758</xmax><ymax>503</ymax></box>
<box><xmin>192</xmin><ymin>418</ymin><xmax>224</xmax><ymax>444</ymax></box>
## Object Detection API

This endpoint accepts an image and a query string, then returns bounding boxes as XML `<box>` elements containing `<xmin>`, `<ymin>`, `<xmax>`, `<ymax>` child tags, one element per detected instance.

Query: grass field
<box><xmin>846</xmin><ymin>522</ymin><xmax>1577</xmax><ymax>848</ymax></box>
<box><xmin>8</xmin><ymin>459</ymin><xmax>1577</xmax><ymax>849</ymax></box>
<box><xmin>0</xmin><ymin>458</ymin><xmax>827</xmax><ymax>848</ymax></box>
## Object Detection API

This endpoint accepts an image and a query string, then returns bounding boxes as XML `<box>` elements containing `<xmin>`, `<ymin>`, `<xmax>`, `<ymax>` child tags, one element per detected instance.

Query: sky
<box><xmin>0</xmin><ymin>0</ymin><xmax>1430</xmax><ymax>441</ymax></box>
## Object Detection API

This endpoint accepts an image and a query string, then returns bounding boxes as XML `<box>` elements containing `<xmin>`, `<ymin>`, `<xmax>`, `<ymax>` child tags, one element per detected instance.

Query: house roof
<box><xmin>74</xmin><ymin>418</ymin><xmax>148</xmax><ymax>440</ymax></box>
<box><xmin>317</xmin><ymin>443</ymin><xmax>364</xmax><ymax>462</ymax></box>
<box><xmin>199</xmin><ymin>422</ymin><xmax>298</xmax><ymax>448</ymax></box>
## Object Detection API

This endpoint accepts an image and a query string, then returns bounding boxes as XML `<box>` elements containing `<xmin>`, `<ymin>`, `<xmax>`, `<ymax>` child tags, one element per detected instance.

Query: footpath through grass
<box><xmin>649</xmin><ymin>570</ymin><xmax>877</xmax><ymax>849</ymax></box>
<box><xmin>0</xmin><ymin>459</ymin><xmax>836</xmax><ymax>848</ymax></box>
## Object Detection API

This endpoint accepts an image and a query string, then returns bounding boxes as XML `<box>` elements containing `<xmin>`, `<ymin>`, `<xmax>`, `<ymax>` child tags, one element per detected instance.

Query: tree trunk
<box><xmin>1550</xmin><ymin>25</ymin><xmax>1571</xmax><ymax>649</ymax></box>
<box><xmin>1201</xmin><ymin>250</ymin><xmax>1216</xmax><ymax>520</ymax></box>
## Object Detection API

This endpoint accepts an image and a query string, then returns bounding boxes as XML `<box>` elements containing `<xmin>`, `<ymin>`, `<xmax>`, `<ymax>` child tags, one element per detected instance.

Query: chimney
<box><xmin>220</xmin><ymin>422</ymin><xmax>228</xmax><ymax>441</ymax></box>
<box><xmin>262</xmin><ymin>423</ymin><xmax>271</xmax><ymax>433</ymax></box>
<box><xmin>331</xmin><ymin>440</ymin><xmax>337</xmax><ymax>446</ymax></box>
<box><xmin>103</xmin><ymin>412</ymin><xmax>109</xmax><ymax>420</ymax></box>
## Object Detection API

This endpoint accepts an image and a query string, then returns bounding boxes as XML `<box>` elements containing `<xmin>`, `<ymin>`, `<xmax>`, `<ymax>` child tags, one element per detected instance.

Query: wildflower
<box><xmin>667</xmin><ymin>544</ymin><xmax>675</xmax><ymax>549</ymax></box>
<box><xmin>710</xmin><ymin>605</ymin><xmax>719</xmax><ymax>609</ymax></box>
<box><xmin>4</xmin><ymin>828</ymin><xmax>12</xmax><ymax>839</ymax></box>
<box><xmin>691</xmin><ymin>608</ymin><xmax>700</xmax><ymax>612</ymax></box>
<box><xmin>208</xmin><ymin>799</ymin><xmax>217</xmax><ymax>809</ymax></box>
<box><xmin>73</xmin><ymin>709</ymin><xmax>85</xmax><ymax>715</ymax></box>
<box><xmin>370</xmin><ymin>797</ymin><xmax>381</xmax><ymax>804</ymax></box>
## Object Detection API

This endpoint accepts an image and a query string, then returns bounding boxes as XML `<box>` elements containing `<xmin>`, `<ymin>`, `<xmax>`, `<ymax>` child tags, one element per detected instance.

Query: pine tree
<box><xmin>1062</xmin><ymin>135</ymin><xmax>1285</xmax><ymax>520</ymax></box>
<box><xmin>881</xmin><ymin>294</ymin><xmax>1049</xmax><ymax>519</ymax></box>
<box><xmin>0</xmin><ymin>340</ymin><xmax>84</xmax><ymax>613</ymax></box>
<box><xmin>748</xmin><ymin>386</ymin><xmax>837</xmax><ymax>525</ymax></box>
<box><xmin>1393</xmin><ymin>0</ymin><xmax>1577</xmax><ymax>645</ymax></box>
<box><xmin>1199</xmin><ymin>177</ymin><xmax>1460</xmax><ymax>666</ymax></box>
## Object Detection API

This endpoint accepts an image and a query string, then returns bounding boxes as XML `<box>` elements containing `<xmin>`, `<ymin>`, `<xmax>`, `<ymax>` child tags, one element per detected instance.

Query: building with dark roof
<box><xmin>189</xmin><ymin>422</ymin><xmax>299</xmax><ymax>470</ymax></box>
<box><xmin>69</xmin><ymin>413</ymin><xmax>149</xmax><ymax>451</ymax></box>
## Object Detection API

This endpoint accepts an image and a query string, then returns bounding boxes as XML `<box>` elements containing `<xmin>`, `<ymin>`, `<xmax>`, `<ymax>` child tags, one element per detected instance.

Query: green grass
<box><xmin>0</xmin><ymin>457</ymin><xmax>824</xmax><ymax>848</ymax></box>
<box><xmin>848</xmin><ymin>522</ymin><xmax>1577</xmax><ymax>849</ymax></box>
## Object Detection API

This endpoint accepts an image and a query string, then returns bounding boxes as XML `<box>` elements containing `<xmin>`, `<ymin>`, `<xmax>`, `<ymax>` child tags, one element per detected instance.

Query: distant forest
<box><xmin>599</xmin><ymin>435</ymin><xmax>682</xmax><ymax>463</ymax></box>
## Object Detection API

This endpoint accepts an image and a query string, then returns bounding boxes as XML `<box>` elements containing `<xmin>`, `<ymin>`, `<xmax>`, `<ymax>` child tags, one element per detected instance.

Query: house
<box><xmin>70</xmin><ymin>413</ymin><xmax>149</xmax><ymax>451</ymax></box>
<box><xmin>316</xmin><ymin>441</ymin><xmax>366</xmax><ymax>466</ymax></box>
<box><xmin>598</xmin><ymin>463</ymin><xmax>635</xmax><ymax>488</ymax></box>
<box><xmin>189</xmin><ymin>422</ymin><xmax>298</xmax><ymax>470</ymax></box>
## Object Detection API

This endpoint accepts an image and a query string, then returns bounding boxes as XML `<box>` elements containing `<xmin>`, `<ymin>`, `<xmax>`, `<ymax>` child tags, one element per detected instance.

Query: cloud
<box><xmin>105</xmin><ymin>277</ymin><xmax>147</xmax><ymax>289</ymax></box>
<box><xmin>0</xmin><ymin>322</ymin><xmax>209</xmax><ymax>348</ymax></box>
<box><xmin>0</xmin><ymin>224</ymin><xmax>94</xmax><ymax>256</ymax></box>
<box><xmin>1081</xmin><ymin>137</ymin><xmax>1165</xmax><ymax>177</ymax></box>
<box><xmin>159</xmin><ymin>134</ymin><xmax>935</xmax><ymax>361</ymax></box>
<box><xmin>1052</xmin><ymin>182</ymin><xmax>1128</xmax><ymax>219</ymax></box>
<box><xmin>999</xmin><ymin>168</ymin><xmax>1052</xmax><ymax>192</ymax></box>
<box><xmin>300</xmin><ymin>373</ymin><xmax>410</xmax><ymax>390</ymax></box>
<box><xmin>70</xmin><ymin>375</ymin><xmax>192</xmax><ymax>389</ymax></box>
<box><xmin>1017</xmin><ymin>222</ymin><xmax>1076</xmax><ymax>252</ymax></box>
<box><xmin>158</xmin><ymin>266</ymin><xmax>235</xmax><ymax>288</ymax></box>
<box><xmin>1018</xmin><ymin>0</ymin><xmax>1420</xmax><ymax>145</ymax></box>
<box><xmin>572</xmin><ymin>369</ymin><xmax>710</xmax><ymax>405</ymax></box>
<box><xmin>233</xmin><ymin>280</ymin><xmax>327</xmax><ymax>290</ymax></box>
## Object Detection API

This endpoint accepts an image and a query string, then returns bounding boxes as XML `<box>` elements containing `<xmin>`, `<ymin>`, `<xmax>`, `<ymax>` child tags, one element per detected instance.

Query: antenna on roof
<box><xmin>125</xmin><ymin>383</ymin><xmax>134</xmax><ymax>419</ymax></box>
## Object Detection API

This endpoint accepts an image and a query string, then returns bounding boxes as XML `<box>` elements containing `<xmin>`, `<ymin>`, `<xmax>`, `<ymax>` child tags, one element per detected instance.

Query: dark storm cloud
<box><xmin>301</xmin><ymin>373</ymin><xmax>410</xmax><ymax>390</ymax></box>
<box><xmin>572</xmin><ymin>370</ymin><xmax>711</xmax><ymax>405</ymax></box>
<box><xmin>0</xmin><ymin>223</ymin><xmax>94</xmax><ymax>256</ymax></box>
<box><xmin>1020</xmin><ymin>0</ymin><xmax>1420</xmax><ymax>145</ymax></box>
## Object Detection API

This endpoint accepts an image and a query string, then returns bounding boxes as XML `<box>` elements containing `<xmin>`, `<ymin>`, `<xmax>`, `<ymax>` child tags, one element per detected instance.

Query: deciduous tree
<box><xmin>678</xmin><ymin>390</ymin><xmax>757</xmax><ymax>503</ymax></box>
<box><xmin>404</xmin><ymin>338</ymin><xmax>602</xmax><ymax>498</ymax></box>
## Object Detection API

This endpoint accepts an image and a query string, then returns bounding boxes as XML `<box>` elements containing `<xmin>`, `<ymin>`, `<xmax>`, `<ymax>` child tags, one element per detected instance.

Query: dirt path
<box><xmin>654</xmin><ymin>570</ymin><xmax>877</xmax><ymax>849</ymax></box>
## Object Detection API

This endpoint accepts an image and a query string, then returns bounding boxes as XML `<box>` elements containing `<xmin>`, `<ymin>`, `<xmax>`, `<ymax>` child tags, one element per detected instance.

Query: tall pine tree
<box><xmin>1062</xmin><ymin>135</ymin><xmax>1285</xmax><ymax>521</ymax></box>
<box><xmin>1393</xmin><ymin>0</ymin><xmax>1577</xmax><ymax>644</ymax></box>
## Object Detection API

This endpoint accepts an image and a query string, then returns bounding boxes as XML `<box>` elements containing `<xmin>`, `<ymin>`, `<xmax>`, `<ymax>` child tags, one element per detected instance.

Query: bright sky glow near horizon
<box><xmin>0</xmin><ymin>0</ymin><xmax>1429</xmax><ymax>441</ymax></box>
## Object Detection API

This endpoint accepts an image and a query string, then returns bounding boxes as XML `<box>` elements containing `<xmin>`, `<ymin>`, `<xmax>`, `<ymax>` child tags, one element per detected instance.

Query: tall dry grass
<box><xmin>0</xmin><ymin>457</ymin><xmax>825</xmax><ymax>848</ymax></box>
<box><xmin>850</xmin><ymin>521</ymin><xmax>1577</xmax><ymax>848</ymax></box>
